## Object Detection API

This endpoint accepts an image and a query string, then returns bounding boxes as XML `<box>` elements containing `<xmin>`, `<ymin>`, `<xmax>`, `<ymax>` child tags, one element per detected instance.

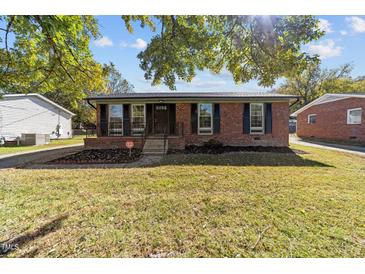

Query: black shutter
<box><xmin>169</xmin><ymin>104</ymin><xmax>176</xmax><ymax>135</ymax></box>
<box><xmin>100</xmin><ymin>104</ymin><xmax>108</xmax><ymax>136</ymax></box>
<box><xmin>191</xmin><ymin>103</ymin><xmax>198</xmax><ymax>134</ymax></box>
<box><xmin>123</xmin><ymin>104</ymin><xmax>130</xmax><ymax>136</ymax></box>
<box><xmin>146</xmin><ymin>104</ymin><xmax>153</xmax><ymax>134</ymax></box>
<box><xmin>243</xmin><ymin>103</ymin><xmax>250</xmax><ymax>134</ymax></box>
<box><xmin>265</xmin><ymin>103</ymin><xmax>272</xmax><ymax>134</ymax></box>
<box><xmin>213</xmin><ymin>103</ymin><xmax>220</xmax><ymax>134</ymax></box>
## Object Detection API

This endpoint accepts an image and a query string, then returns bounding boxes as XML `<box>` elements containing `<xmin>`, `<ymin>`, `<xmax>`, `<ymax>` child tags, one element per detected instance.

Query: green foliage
<box><xmin>277</xmin><ymin>62</ymin><xmax>365</xmax><ymax>111</ymax></box>
<box><xmin>122</xmin><ymin>15</ymin><xmax>323</xmax><ymax>89</ymax></box>
<box><xmin>104</xmin><ymin>62</ymin><xmax>134</xmax><ymax>94</ymax></box>
<box><xmin>1</xmin><ymin>15</ymin><xmax>325</xmax><ymax>123</ymax></box>
<box><xmin>0</xmin><ymin>15</ymin><xmax>108</xmax><ymax>110</ymax></box>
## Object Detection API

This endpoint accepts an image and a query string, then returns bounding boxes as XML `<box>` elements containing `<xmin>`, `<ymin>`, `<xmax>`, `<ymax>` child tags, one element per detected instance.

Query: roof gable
<box><xmin>2</xmin><ymin>93</ymin><xmax>75</xmax><ymax>116</ymax></box>
<box><xmin>292</xmin><ymin>93</ymin><xmax>365</xmax><ymax>116</ymax></box>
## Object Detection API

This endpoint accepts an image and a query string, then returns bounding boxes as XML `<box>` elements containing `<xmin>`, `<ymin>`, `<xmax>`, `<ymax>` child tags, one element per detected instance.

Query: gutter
<box><xmin>85</xmin><ymin>98</ymin><xmax>298</xmax><ymax>104</ymax></box>
<box><xmin>87</xmin><ymin>99</ymin><xmax>97</xmax><ymax>110</ymax></box>
<box><xmin>289</xmin><ymin>97</ymin><xmax>300</xmax><ymax>109</ymax></box>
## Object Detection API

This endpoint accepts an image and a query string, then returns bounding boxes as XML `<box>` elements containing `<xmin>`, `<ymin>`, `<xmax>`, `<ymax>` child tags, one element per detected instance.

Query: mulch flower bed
<box><xmin>169</xmin><ymin>145</ymin><xmax>305</xmax><ymax>155</ymax></box>
<box><xmin>49</xmin><ymin>149</ymin><xmax>142</xmax><ymax>164</ymax></box>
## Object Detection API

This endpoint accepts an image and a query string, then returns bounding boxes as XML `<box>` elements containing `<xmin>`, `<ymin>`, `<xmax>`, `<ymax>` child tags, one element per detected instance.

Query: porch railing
<box><xmin>85</xmin><ymin>121</ymin><xmax>184</xmax><ymax>138</ymax></box>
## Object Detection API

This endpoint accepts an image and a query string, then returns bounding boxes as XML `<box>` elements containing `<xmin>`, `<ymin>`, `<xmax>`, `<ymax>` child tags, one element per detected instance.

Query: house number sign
<box><xmin>156</xmin><ymin>106</ymin><xmax>167</xmax><ymax>111</ymax></box>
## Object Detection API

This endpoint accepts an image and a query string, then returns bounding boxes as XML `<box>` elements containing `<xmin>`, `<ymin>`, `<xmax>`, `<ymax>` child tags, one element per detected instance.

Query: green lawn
<box><xmin>0</xmin><ymin>144</ymin><xmax>365</xmax><ymax>257</ymax></box>
<box><xmin>0</xmin><ymin>135</ymin><xmax>86</xmax><ymax>155</ymax></box>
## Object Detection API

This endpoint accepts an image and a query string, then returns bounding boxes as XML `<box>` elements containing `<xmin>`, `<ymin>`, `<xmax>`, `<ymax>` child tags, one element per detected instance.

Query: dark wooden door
<box><xmin>154</xmin><ymin>104</ymin><xmax>169</xmax><ymax>134</ymax></box>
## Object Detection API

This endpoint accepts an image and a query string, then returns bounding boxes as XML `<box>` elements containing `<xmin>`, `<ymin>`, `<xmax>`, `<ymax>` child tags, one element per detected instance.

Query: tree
<box><xmin>122</xmin><ymin>15</ymin><xmax>324</xmax><ymax>89</ymax></box>
<box><xmin>277</xmin><ymin>62</ymin><xmax>355</xmax><ymax>109</ymax></box>
<box><xmin>105</xmin><ymin>62</ymin><xmax>134</xmax><ymax>93</ymax></box>
<box><xmin>0</xmin><ymin>15</ymin><xmax>107</xmax><ymax>100</ymax></box>
<box><xmin>0</xmin><ymin>15</ymin><xmax>110</xmax><ymax>126</ymax></box>
<box><xmin>1</xmin><ymin>15</ymin><xmax>323</xmax><ymax>94</ymax></box>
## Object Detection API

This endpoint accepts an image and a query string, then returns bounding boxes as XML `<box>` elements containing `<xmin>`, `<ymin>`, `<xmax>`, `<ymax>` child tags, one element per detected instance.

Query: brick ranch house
<box><xmin>293</xmin><ymin>93</ymin><xmax>365</xmax><ymax>144</ymax></box>
<box><xmin>84</xmin><ymin>92</ymin><xmax>299</xmax><ymax>150</ymax></box>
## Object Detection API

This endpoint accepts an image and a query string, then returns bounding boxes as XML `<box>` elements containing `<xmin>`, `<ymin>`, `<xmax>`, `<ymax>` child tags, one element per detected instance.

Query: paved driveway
<box><xmin>0</xmin><ymin>144</ymin><xmax>84</xmax><ymax>169</ymax></box>
<box><xmin>290</xmin><ymin>136</ymin><xmax>365</xmax><ymax>157</ymax></box>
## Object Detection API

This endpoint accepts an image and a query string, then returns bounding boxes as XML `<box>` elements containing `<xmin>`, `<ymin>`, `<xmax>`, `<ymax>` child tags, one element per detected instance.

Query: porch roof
<box><xmin>86</xmin><ymin>92</ymin><xmax>299</xmax><ymax>103</ymax></box>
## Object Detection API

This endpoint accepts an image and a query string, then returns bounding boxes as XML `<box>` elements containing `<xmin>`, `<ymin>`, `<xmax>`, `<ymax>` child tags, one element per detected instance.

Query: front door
<box><xmin>154</xmin><ymin>104</ymin><xmax>169</xmax><ymax>135</ymax></box>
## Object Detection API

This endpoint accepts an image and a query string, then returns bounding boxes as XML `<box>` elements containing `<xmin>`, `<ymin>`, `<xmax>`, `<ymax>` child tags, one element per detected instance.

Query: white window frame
<box><xmin>307</xmin><ymin>114</ymin><xmax>317</xmax><ymax>124</ymax></box>
<box><xmin>198</xmin><ymin>103</ymin><xmax>213</xmax><ymax>135</ymax></box>
<box><xmin>108</xmin><ymin>104</ymin><xmax>123</xmax><ymax>136</ymax></box>
<box><xmin>347</xmin><ymin>108</ymin><xmax>362</xmax><ymax>125</ymax></box>
<box><xmin>131</xmin><ymin>104</ymin><xmax>146</xmax><ymax>136</ymax></box>
<box><xmin>250</xmin><ymin>103</ymin><xmax>264</xmax><ymax>135</ymax></box>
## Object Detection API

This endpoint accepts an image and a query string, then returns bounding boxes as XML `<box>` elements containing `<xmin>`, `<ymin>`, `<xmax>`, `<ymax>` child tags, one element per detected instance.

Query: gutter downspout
<box><xmin>289</xmin><ymin>97</ymin><xmax>300</xmax><ymax>109</ymax></box>
<box><xmin>87</xmin><ymin>99</ymin><xmax>96</xmax><ymax>110</ymax></box>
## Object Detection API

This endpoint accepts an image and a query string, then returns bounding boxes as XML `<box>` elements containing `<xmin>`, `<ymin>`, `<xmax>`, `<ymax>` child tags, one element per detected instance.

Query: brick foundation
<box><xmin>84</xmin><ymin>137</ymin><xmax>143</xmax><ymax>149</ymax></box>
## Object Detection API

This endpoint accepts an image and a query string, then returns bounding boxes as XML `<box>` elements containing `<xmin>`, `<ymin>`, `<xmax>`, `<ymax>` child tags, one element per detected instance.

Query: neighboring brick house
<box><xmin>84</xmin><ymin>92</ymin><xmax>298</xmax><ymax>150</ymax></box>
<box><xmin>293</xmin><ymin>93</ymin><xmax>365</xmax><ymax>144</ymax></box>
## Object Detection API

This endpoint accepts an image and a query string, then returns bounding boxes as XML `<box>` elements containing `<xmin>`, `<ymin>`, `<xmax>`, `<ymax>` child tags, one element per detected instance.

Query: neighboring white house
<box><xmin>0</xmin><ymin>93</ymin><xmax>75</xmax><ymax>139</ymax></box>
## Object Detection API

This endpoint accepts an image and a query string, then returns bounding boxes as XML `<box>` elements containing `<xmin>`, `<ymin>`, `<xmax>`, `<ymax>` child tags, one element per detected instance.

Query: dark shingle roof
<box><xmin>86</xmin><ymin>92</ymin><xmax>298</xmax><ymax>101</ymax></box>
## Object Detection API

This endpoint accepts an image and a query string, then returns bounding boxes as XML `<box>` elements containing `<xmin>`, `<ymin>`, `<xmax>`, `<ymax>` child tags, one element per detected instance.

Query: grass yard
<box><xmin>0</xmin><ymin>144</ymin><xmax>365</xmax><ymax>257</ymax></box>
<box><xmin>0</xmin><ymin>135</ymin><xmax>86</xmax><ymax>155</ymax></box>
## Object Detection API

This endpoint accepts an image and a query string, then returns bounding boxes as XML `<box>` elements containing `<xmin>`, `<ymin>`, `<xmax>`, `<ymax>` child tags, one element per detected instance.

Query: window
<box><xmin>108</xmin><ymin>105</ymin><xmax>123</xmax><ymax>136</ymax></box>
<box><xmin>307</xmin><ymin>114</ymin><xmax>317</xmax><ymax>124</ymax></box>
<box><xmin>347</xmin><ymin>108</ymin><xmax>362</xmax><ymax>124</ymax></box>
<box><xmin>131</xmin><ymin>104</ymin><xmax>145</xmax><ymax>136</ymax></box>
<box><xmin>250</xmin><ymin>103</ymin><xmax>264</xmax><ymax>134</ymax></box>
<box><xmin>198</xmin><ymin>103</ymin><xmax>213</xmax><ymax>135</ymax></box>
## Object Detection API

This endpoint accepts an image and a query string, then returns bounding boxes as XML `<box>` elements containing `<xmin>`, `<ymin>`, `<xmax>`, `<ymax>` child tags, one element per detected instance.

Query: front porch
<box><xmin>97</xmin><ymin>103</ymin><xmax>184</xmax><ymax>138</ymax></box>
<box><xmin>85</xmin><ymin>103</ymin><xmax>185</xmax><ymax>150</ymax></box>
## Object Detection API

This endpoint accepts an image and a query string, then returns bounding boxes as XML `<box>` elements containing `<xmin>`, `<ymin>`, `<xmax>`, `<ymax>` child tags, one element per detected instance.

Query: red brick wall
<box><xmin>88</xmin><ymin>102</ymin><xmax>290</xmax><ymax>149</ymax></box>
<box><xmin>84</xmin><ymin>137</ymin><xmax>143</xmax><ymax>149</ymax></box>
<box><xmin>176</xmin><ymin>102</ymin><xmax>289</xmax><ymax>147</ymax></box>
<box><xmin>297</xmin><ymin>98</ymin><xmax>365</xmax><ymax>143</ymax></box>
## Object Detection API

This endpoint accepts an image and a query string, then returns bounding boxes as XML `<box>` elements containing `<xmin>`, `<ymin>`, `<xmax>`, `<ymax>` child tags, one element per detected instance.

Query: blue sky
<box><xmin>90</xmin><ymin>16</ymin><xmax>365</xmax><ymax>92</ymax></box>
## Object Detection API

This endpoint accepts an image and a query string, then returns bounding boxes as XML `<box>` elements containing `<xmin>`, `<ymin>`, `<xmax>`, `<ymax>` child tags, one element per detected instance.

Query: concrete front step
<box><xmin>143</xmin><ymin>151</ymin><xmax>166</xmax><ymax>155</ymax></box>
<box><xmin>143</xmin><ymin>146</ymin><xmax>165</xmax><ymax>149</ymax></box>
<box><xmin>142</xmin><ymin>138</ymin><xmax>168</xmax><ymax>155</ymax></box>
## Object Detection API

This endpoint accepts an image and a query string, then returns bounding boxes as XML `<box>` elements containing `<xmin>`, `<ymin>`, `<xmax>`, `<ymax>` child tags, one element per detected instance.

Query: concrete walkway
<box><xmin>0</xmin><ymin>144</ymin><xmax>84</xmax><ymax>169</ymax></box>
<box><xmin>290</xmin><ymin>136</ymin><xmax>365</xmax><ymax>157</ymax></box>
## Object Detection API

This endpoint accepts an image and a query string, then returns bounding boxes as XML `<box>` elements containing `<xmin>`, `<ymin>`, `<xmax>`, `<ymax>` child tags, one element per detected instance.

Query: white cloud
<box><xmin>120</xmin><ymin>38</ymin><xmax>147</xmax><ymax>50</ymax></box>
<box><xmin>131</xmin><ymin>38</ymin><xmax>147</xmax><ymax>49</ymax></box>
<box><xmin>209</xmin><ymin>70</ymin><xmax>233</xmax><ymax>81</ymax></box>
<box><xmin>318</xmin><ymin>19</ymin><xmax>333</xmax><ymax>33</ymax></box>
<box><xmin>137</xmin><ymin>77</ymin><xmax>227</xmax><ymax>90</ymax></box>
<box><xmin>93</xmin><ymin>36</ymin><xmax>113</xmax><ymax>47</ymax></box>
<box><xmin>346</xmin><ymin>16</ymin><xmax>365</xmax><ymax>33</ymax></box>
<box><xmin>308</xmin><ymin>39</ymin><xmax>342</xmax><ymax>59</ymax></box>
<box><xmin>119</xmin><ymin>41</ymin><xmax>128</xmax><ymax>48</ymax></box>
<box><xmin>340</xmin><ymin>30</ymin><xmax>348</xmax><ymax>36</ymax></box>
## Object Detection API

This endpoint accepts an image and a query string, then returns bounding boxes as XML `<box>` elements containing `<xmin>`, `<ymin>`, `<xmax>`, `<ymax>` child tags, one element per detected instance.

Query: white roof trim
<box><xmin>1</xmin><ymin>93</ymin><xmax>76</xmax><ymax>116</ymax></box>
<box><xmin>292</xmin><ymin>93</ymin><xmax>365</xmax><ymax>117</ymax></box>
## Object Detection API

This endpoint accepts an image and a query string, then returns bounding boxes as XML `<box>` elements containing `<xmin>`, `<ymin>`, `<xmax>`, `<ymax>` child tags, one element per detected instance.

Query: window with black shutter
<box><xmin>123</xmin><ymin>104</ymin><xmax>130</xmax><ymax>136</ymax></box>
<box><xmin>191</xmin><ymin>103</ymin><xmax>198</xmax><ymax>134</ymax></box>
<box><xmin>198</xmin><ymin>103</ymin><xmax>213</xmax><ymax>135</ymax></box>
<box><xmin>99</xmin><ymin>104</ymin><xmax>108</xmax><ymax>136</ymax></box>
<box><xmin>213</xmin><ymin>103</ymin><xmax>220</xmax><ymax>134</ymax></box>
<box><xmin>265</xmin><ymin>103</ymin><xmax>272</xmax><ymax>134</ymax></box>
<box><xmin>243</xmin><ymin>103</ymin><xmax>250</xmax><ymax>134</ymax></box>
